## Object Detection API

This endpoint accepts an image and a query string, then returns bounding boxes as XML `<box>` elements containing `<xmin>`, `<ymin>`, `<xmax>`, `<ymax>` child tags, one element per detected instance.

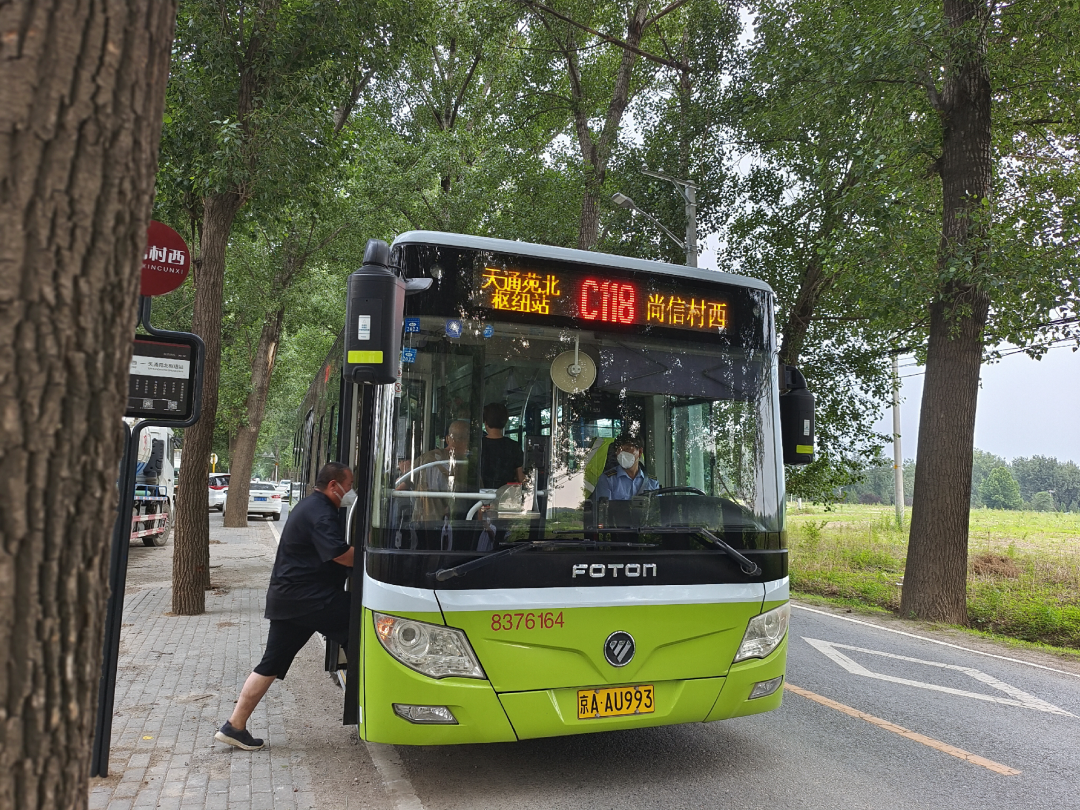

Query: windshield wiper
<box><xmin>688</xmin><ymin>528</ymin><xmax>761</xmax><ymax>575</ymax></box>
<box><xmin>434</xmin><ymin>538</ymin><xmax>652</xmax><ymax>582</ymax></box>
<box><xmin>607</xmin><ymin>525</ymin><xmax>760</xmax><ymax>575</ymax></box>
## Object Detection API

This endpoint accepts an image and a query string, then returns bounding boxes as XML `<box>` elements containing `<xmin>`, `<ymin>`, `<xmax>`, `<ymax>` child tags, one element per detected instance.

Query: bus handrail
<box><xmin>390</xmin><ymin>490</ymin><xmax>496</xmax><ymax>500</ymax></box>
<box><xmin>394</xmin><ymin>458</ymin><xmax>467</xmax><ymax>488</ymax></box>
<box><xmin>344</xmin><ymin>491</ymin><xmax>360</xmax><ymax>548</ymax></box>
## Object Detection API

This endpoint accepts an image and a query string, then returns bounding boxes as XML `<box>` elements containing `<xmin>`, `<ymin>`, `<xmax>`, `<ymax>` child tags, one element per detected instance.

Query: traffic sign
<box><xmin>141</xmin><ymin>221</ymin><xmax>190</xmax><ymax>296</ymax></box>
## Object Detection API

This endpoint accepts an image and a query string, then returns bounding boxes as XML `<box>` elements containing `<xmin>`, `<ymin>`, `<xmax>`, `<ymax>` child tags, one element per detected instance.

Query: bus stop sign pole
<box><xmin>91</xmin><ymin>224</ymin><xmax>204</xmax><ymax>777</ymax></box>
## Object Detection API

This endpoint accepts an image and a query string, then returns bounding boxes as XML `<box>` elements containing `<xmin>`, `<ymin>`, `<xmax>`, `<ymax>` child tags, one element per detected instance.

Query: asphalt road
<box><xmin>270</xmin><ymin>498</ymin><xmax>1080</xmax><ymax>809</ymax></box>
<box><xmin>384</xmin><ymin>604</ymin><xmax>1080</xmax><ymax>810</ymax></box>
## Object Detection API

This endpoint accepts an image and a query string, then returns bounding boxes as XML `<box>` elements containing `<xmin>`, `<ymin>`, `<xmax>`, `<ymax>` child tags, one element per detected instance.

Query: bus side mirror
<box><xmin>344</xmin><ymin>239</ymin><xmax>405</xmax><ymax>384</ymax></box>
<box><xmin>779</xmin><ymin>365</ymin><xmax>815</xmax><ymax>465</ymax></box>
<box><xmin>344</xmin><ymin>239</ymin><xmax>434</xmax><ymax>385</ymax></box>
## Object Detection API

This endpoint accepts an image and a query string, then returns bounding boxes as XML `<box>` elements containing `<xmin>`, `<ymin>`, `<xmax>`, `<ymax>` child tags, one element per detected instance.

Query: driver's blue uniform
<box><xmin>594</xmin><ymin>466</ymin><xmax>659</xmax><ymax>501</ymax></box>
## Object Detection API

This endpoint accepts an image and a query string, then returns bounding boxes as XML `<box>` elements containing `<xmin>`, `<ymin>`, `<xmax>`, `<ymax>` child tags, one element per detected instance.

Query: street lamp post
<box><xmin>612</xmin><ymin>167</ymin><xmax>699</xmax><ymax>267</ymax></box>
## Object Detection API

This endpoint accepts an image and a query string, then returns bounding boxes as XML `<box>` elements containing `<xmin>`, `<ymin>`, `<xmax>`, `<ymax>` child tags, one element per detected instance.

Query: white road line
<box><xmin>793</xmin><ymin>603</ymin><xmax>1080</xmax><ymax>679</ymax></box>
<box><xmin>804</xmin><ymin>637</ymin><xmax>1076</xmax><ymax>717</ymax></box>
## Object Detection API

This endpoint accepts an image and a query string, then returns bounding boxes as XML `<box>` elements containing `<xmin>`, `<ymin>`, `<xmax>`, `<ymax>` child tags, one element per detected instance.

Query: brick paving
<box><xmin>87</xmin><ymin>516</ymin><xmax>380</xmax><ymax>810</ymax></box>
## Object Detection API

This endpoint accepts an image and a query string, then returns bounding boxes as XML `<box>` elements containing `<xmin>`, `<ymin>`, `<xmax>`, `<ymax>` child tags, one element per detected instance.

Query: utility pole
<box><xmin>892</xmin><ymin>354</ymin><xmax>905</xmax><ymax>528</ymax></box>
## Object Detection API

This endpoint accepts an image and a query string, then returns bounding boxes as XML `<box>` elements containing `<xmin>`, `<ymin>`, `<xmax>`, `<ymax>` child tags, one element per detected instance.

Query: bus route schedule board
<box><xmin>125</xmin><ymin>335</ymin><xmax>199</xmax><ymax>421</ymax></box>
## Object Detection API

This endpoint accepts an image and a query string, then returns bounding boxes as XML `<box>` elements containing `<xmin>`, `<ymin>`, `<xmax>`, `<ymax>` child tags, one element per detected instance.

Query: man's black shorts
<box><xmin>254</xmin><ymin>591</ymin><xmax>350</xmax><ymax>680</ymax></box>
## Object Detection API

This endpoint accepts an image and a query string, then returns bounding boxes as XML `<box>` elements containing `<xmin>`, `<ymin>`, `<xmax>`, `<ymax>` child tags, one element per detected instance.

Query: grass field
<box><xmin>785</xmin><ymin>503</ymin><xmax>1080</xmax><ymax>650</ymax></box>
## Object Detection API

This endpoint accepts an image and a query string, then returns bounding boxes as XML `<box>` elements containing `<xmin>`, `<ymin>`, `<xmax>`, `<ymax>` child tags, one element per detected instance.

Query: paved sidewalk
<box><xmin>87</xmin><ymin>516</ymin><xmax>389</xmax><ymax>810</ymax></box>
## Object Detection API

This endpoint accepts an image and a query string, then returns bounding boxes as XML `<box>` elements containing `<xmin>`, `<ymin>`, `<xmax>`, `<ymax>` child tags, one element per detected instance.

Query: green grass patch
<box><xmin>786</xmin><ymin>503</ymin><xmax>1080</xmax><ymax>649</ymax></box>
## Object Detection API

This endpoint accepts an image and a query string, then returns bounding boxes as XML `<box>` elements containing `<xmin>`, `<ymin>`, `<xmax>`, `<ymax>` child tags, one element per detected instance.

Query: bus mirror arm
<box><xmin>404</xmin><ymin>278</ymin><xmax>432</xmax><ymax>295</ymax></box>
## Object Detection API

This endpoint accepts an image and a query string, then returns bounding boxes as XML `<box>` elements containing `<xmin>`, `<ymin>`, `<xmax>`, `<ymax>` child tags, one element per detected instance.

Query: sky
<box><xmin>879</xmin><ymin>345</ymin><xmax>1080</xmax><ymax>466</ymax></box>
<box><xmin>697</xmin><ymin>237</ymin><xmax>1080</xmax><ymax>467</ymax></box>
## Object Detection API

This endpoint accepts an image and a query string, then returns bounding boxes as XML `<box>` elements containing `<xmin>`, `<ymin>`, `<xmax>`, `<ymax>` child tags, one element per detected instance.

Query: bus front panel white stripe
<box><xmin>764</xmin><ymin>576</ymin><xmax>789</xmax><ymax>601</ymax></box>
<box><xmin>436</xmin><ymin>582</ymin><xmax>775</xmax><ymax>612</ymax></box>
<box><xmin>363</xmin><ymin>572</ymin><xmax>442</xmax><ymax>613</ymax></box>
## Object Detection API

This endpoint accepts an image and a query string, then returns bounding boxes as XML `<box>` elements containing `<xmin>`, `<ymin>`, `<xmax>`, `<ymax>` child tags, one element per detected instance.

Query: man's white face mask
<box><xmin>617</xmin><ymin>450</ymin><xmax>637</xmax><ymax>470</ymax></box>
<box><xmin>338</xmin><ymin>486</ymin><xmax>357</xmax><ymax>509</ymax></box>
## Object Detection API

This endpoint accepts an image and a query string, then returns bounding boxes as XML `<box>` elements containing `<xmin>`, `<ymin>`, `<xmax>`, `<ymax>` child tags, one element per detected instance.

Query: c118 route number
<box><xmin>490</xmin><ymin>611</ymin><xmax>564</xmax><ymax>631</ymax></box>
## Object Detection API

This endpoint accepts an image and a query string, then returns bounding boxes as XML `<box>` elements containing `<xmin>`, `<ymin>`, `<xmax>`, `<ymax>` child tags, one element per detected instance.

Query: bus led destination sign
<box><xmin>478</xmin><ymin>266</ymin><xmax>728</xmax><ymax>332</ymax></box>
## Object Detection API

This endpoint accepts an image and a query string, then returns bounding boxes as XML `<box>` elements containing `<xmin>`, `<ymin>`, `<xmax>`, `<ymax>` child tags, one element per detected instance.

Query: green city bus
<box><xmin>292</xmin><ymin>231</ymin><xmax>813</xmax><ymax>745</ymax></box>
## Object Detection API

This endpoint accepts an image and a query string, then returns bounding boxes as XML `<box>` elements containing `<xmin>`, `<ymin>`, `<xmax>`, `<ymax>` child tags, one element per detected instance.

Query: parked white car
<box><xmin>275</xmin><ymin>479</ymin><xmax>291</xmax><ymax>497</ymax></box>
<box><xmin>208</xmin><ymin>473</ymin><xmax>230</xmax><ymax>511</ymax></box>
<box><xmin>247</xmin><ymin>481</ymin><xmax>282</xmax><ymax>520</ymax></box>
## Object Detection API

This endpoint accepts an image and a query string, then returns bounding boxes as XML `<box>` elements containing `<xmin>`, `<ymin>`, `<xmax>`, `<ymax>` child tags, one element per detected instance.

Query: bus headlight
<box><xmin>373</xmin><ymin>613</ymin><xmax>486</xmax><ymax>679</ymax></box>
<box><xmin>734</xmin><ymin>603</ymin><xmax>790</xmax><ymax>662</ymax></box>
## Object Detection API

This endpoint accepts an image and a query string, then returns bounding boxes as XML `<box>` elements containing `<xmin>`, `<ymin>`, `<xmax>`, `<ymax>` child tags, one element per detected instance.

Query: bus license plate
<box><xmin>577</xmin><ymin>685</ymin><xmax>654</xmax><ymax>719</ymax></box>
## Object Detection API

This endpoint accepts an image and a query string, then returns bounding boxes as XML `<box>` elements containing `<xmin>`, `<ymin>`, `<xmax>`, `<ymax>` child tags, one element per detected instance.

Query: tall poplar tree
<box><xmin>0</xmin><ymin>4</ymin><xmax>176</xmax><ymax>807</ymax></box>
<box><xmin>159</xmin><ymin>0</ymin><xmax>415</xmax><ymax>613</ymax></box>
<box><xmin>731</xmin><ymin>0</ymin><xmax>1080</xmax><ymax>621</ymax></box>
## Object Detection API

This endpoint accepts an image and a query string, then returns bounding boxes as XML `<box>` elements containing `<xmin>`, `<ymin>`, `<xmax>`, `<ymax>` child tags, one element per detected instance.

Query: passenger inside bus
<box><xmin>399</xmin><ymin>419</ymin><xmax>475</xmax><ymax>524</ymax></box>
<box><xmin>480</xmin><ymin>402</ymin><xmax>525</xmax><ymax>489</ymax></box>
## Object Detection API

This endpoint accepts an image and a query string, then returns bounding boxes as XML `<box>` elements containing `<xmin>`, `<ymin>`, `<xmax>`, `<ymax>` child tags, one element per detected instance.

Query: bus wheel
<box><xmin>143</xmin><ymin>503</ymin><xmax>172</xmax><ymax>547</ymax></box>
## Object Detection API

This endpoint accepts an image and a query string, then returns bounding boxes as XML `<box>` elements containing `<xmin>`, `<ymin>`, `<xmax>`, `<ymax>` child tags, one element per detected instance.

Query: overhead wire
<box><xmin>890</xmin><ymin>334</ymin><xmax>1078</xmax><ymax>380</ymax></box>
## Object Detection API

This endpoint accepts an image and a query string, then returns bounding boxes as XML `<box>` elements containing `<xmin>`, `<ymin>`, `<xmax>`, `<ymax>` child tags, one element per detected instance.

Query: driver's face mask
<box><xmin>617</xmin><ymin>450</ymin><xmax>638</xmax><ymax>469</ymax></box>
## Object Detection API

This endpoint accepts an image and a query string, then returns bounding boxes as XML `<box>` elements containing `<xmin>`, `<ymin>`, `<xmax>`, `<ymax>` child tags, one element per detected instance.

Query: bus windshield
<box><xmin>371</xmin><ymin>321</ymin><xmax>782</xmax><ymax>553</ymax></box>
<box><xmin>363</xmin><ymin>239</ymin><xmax>782</xmax><ymax>554</ymax></box>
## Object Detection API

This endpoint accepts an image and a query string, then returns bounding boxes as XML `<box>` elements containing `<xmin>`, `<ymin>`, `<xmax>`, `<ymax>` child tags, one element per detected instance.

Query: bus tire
<box><xmin>143</xmin><ymin>503</ymin><xmax>171</xmax><ymax>547</ymax></box>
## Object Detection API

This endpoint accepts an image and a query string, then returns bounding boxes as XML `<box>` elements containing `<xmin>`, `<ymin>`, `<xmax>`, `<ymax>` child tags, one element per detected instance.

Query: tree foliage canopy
<box><xmin>980</xmin><ymin>465</ymin><xmax>1022</xmax><ymax>510</ymax></box>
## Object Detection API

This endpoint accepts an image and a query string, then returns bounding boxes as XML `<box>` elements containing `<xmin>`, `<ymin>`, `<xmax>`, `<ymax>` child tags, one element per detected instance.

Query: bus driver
<box><xmin>593</xmin><ymin>434</ymin><xmax>658</xmax><ymax>502</ymax></box>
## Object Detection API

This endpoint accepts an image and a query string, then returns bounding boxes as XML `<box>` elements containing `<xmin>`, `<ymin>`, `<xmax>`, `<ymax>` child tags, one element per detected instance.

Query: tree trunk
<box><xmin>902</xmin><ymin>0</ymin><xmax>992</xmax><ymax>624</ymax></box>
<box><xmin>224</xmin><ymin>308</ymin><xmax>285</xmax><ymax>527</ymax></box>
<box><xmin>568</xmin><ymin>0</ymin><xmax>650</xmax><ymax>250</ymax></box>
<box><xmin>777</xmin><ymin>170</ymin><xmax>858</xmax><ymax>367</ymax></box>
<box><xmin>778</xmin><ymin>254</ymin><xmax>834</xmax><ymax>368</ymax></box>
<box><xmin>577</xmin><ymin>182</ymin><xmax>603</xmax><ymax>251</ymax></box>
<box><xmin>0</xmin><ymin>2</ymin><xmax>176</xmax><ymax>807</ymax></box>
<box><xmin>173</xmin><ymin>192</ymin><xmax>243</xmax><ymax>614</ymax></box>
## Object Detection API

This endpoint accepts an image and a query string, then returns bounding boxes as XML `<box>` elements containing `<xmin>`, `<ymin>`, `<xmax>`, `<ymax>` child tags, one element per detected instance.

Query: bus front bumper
<box><xmin>361</xmin><ymin>636</ymin><xmax>787</xmax><ymax>744</ymax></box>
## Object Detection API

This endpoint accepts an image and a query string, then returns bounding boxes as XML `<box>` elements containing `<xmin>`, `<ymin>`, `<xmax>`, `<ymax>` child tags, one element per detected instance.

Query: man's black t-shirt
<box><xmin>264</xmin><ymin>490</ymin><xmax>350</xmax><ymax>621</ymax></box>
<box><xmin>480</xmin><ymin>436</ymin><xmax>524</xmax><ymax>489</ymax></box>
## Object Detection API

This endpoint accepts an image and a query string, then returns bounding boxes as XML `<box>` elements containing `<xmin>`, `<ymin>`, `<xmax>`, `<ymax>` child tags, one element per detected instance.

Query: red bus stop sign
<box><xmin>141</xmin><ymin>221</ymin><xmax>191</xmax><ymax>296</ymax></box>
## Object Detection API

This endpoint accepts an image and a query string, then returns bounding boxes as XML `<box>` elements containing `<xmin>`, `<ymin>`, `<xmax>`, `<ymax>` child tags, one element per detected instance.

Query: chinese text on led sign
<box><xmin>479</xmin><ymin>267</ymin><xmax>728</xmax><ymax>332</ymax></box>
<box><xmin>482</xmin><ymin>267</ymin><xmax>562</xmax><ymax>314</ymax></box>
<box><xmin>646</xmin><ymin>294</ymin><xmax>727</xmax><ymax>330</ymax></box>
